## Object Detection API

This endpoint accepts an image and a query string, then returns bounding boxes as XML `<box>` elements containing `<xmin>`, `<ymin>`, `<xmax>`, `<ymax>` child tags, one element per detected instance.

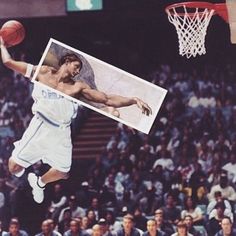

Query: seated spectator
<box><xmin>170</xmin><ymin>221</ymin><xmax>193</xmax><ymax>236</ymax></box>
<box><xmin>214</xmin><ymin>217</ymin><xmax>236</xmax><ymax>236</ymax></box>
<box><xmin>143</xmin><ymin>219</ymin><xmax>166</xmax><ymax>236</ymax></box>
<box><xmin>47</xmin><ymin>184</ymin><xmax>67</xmax><ymax>222</ymax></box>
<box><xmin>35</xmin><ymin>219</ymin><xmax>61</xmax><ymax>236</ymax></box>
<box><xmin>63</xmin><ymin>219</ymin><xmax>89</xmax><ymax>236</ymax></box>
<box><xmin>162</xmin><ymin>193</ymin><xmax>180</xmax><ymax>225</ymax></box>
<box><xmin>91</xmin><ymin>224</ymin><xmax>102</xmax><ymax>236</ymax></box>
<box><xmin>58</xmin><ymin>196</ymin><xmax>85</xmax><ymax>223</ymax></box>
<box><xmin>86</xmin><ymin>209</ymin><xmax>97</xmax><ymax>229</ymax></box>
<box><xmin>222</xmin><ymin>153</ymin><xmax>236</xmax><ymax>183</ymax></box>
<box><xmin>81</xmin><ymin>217</ymin><xmax>89</xmax><ymax>231</ymax></box>
<box><xmin>98</xmin><ymin>218</ymin><xmax>113</xmax><ymax>236</ymax></box>
<box><xmin>207</xmin><ymin>191</ymin><xmax>232</xmax><ymax>216</ymax></box>
<box><xmin>47</xmin><ymin>219</ymin><xmax>62</xmax><ymax>236</ymax></box>
<box><xmin>181</xmin><ymin>197</ymin><xmax>203</xmax><ymax>225</ymax></box>
<box><xmin>209</xmin><ymin>201</ymin><xmax>233</xmax><ymax>223</ymax></box>
<box><xmin>208</xmin><ymin>173</ymin><xmax>236</xmax><ymax>202</ymax></box>
<box><xmin>116</xmin><ymin>214</ymin><xmax>140</xmax><ymax>236</ymax></box>
<box><xmin>154</xmin><ymin>209</ymin><xmax>174</xmax><ymax>236</ymax></box>
<box><xmin>133</xmin><ymin>207</ymin><xmax>147</xmax><ymax>232</ymax></box>
<box><xmin>57</xmin><ymin>209</ymin><xmax>72</xmax><ymax>234</ymax></box>
<box><xmin>207</xmin><ymin>202</ymin><xmax>230</xmax><ymax>236</ymax></box>
<box><xmin>183</xmin><ymin>215</ymin><xmax>201</xmax><ymax>236</ymax></box>
<box><xmin>3</xmin><ymin>218</ymin><xmax>28</xmax><ymax>236</ymax></box>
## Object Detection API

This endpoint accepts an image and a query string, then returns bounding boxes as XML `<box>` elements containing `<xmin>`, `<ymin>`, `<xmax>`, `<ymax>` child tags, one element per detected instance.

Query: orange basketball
<box><xmin>0</xmin><ymin>20</ymin><xmax>25</xmax><ymax>47</ymax></box>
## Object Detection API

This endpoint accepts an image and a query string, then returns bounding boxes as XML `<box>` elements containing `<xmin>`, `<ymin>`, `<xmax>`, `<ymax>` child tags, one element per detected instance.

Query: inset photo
<box><xmin>32</xmin><ymin>38</ymin><xmax>167</xmax><ymax>134</ymax></box>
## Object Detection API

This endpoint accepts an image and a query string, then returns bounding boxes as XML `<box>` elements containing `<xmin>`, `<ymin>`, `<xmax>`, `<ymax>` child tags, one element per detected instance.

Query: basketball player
<box><xmin>0</xmin><ymin>38</ymin><xmax>152</xmax><ymax>204</ymax></box>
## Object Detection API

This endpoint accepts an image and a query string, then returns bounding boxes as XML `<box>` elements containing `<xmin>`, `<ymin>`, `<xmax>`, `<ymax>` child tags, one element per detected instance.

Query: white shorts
<box><xmin>11</xmin><ymin>115</ymin><xmax>72</xmax><ymax>172</ymax></box>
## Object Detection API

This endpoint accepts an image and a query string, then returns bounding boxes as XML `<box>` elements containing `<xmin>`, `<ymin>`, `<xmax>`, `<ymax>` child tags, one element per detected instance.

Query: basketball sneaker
<box><xmin>28</xmin><ymin>173</ymin><xmax>45</xmax><ymax>204</ymax></box>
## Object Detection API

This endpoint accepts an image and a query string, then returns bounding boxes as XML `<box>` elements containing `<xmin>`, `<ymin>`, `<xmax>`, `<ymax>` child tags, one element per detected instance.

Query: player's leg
<box><xmin>8</xmin><ymin>157</ymin><xmax>25</xmax><ymax>177</ymax></box>
<box><xmin>226</xmin><ymin>0</ymin><xmax>236</xmax><ymax>43</ymax></box>
<box><xmin>28</xmin><ymin>126</ymin><xmax>72</xmax><ymax>204</ymax></box>
<box><xmin>9</xmin><ymin>116</ymin><xmax>44</xmax><ymax>178</ymax></box>
<box><xmin>28</xmin><ymin>168</ymin><xmax>68</xmax><ymax>204</ymax></box>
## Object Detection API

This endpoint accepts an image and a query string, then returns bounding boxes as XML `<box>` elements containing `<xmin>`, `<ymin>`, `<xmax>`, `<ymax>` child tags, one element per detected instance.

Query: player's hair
<box><xmin>58</xmin><ymin>53</ymin><xmax>83</xmax><ymax>70</ymax></box>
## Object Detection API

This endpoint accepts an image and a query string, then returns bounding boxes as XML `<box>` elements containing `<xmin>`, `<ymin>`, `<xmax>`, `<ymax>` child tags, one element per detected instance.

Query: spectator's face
<box><xmin>88</xmin><ymin>210</ymin><xmax>95</xmax><ymax>220</ymax></box>
<box><xmin>177</xmin><ymin>226</ymin><xmax>187</xmax><ymax>236</ymax></box>
<box><xmin>216</xmin><ymin>207</ymin><xmax>224</xmax><ymax>217</ymax></box>
<box><xmin>147</xmin><ymin>220</ymin><xmax>157</xmax><ymax>234</ymax></box>
<box><xmin>70</xmin><ymin>220</ymin><xmax>79</xmax><ymax>233</ymax></box>
<box><xmin>167</xmin><ymin>195</ymin><xmax>174</xmax><ymax>206</ymax></box>
<box><xmin>41</xmin><ymin>221</ymin><xmax>51</xmax><ymax>234</ymax></box>
<box><xmin>92</xmin><ymin>198</ymin><xmax>98</xmax><ymax>208</ymax></box>
<box><xmin>9</xmin><ymin>224</ymin><xmax>19</xmax><ymax>236</ymax></box>
<box><xmin>92</xmin><ymin>225</ymin><xmax>101</xmax><ymax>236</ymax></box>
<box><xmin>221</xmin><ymin>218</ymin><xmax>232</xmax><ymax>235</ymax></box>
<box><xmin>184</xmin><ymin>216</ymin><xmax>193</xmax><ymax>228</ymax></box>
<box><xmin>186</xmin><ymin>198</ymin><xmax>193</xmax><ymax>208</ymax></box>
<box><xmin>82</xmin><ymin>217</ymin><xmax>89</xmax><ymax>228</ymax></box>
<box><xmin>155</xmin><ymin>213</ymin><xmax>163</xmax><ymax>226</ymax></box>
<box><xmin>123</xmin><ymin>218</ymin><xmax>133</xmax><ymax>232</ymax></box>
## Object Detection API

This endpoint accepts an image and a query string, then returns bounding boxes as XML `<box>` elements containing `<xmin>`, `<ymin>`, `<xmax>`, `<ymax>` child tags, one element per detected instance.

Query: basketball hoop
<box><xmin>165</xmin><ymin>2</ymin><xmax>228</xmax><ymax>58</ymax></box>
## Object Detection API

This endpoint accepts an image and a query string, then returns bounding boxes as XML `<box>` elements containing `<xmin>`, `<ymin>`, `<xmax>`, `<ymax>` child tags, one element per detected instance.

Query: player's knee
<box><xmin>8</xmin><ymin>158</ymin><xmax>23</xmax><ymax>174</ymax></box>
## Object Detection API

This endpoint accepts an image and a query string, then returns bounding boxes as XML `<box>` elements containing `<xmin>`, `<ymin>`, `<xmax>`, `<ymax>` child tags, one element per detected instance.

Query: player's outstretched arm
<box><xmin>0</xmin><ymin>37</ymin><xmax>31</xmax><ymax>78</ymax></box>
<box><xmin>81</xmin><ymin>85</ymin><xmax>152</xmax><ymax>116</ymax></box>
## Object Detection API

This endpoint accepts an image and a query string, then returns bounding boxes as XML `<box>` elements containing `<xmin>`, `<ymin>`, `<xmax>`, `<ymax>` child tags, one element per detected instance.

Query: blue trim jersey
<box><xmin>31</xmin><ymin>83</ymin><xmax>79</xmax><ymax>124</ymax></box>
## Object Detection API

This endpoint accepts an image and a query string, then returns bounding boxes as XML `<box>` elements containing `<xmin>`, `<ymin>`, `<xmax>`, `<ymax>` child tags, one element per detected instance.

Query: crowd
<box><xmin>1</xmin><ymin>57</ymin><xmax>236</xmax><ymax>235</ymax></box>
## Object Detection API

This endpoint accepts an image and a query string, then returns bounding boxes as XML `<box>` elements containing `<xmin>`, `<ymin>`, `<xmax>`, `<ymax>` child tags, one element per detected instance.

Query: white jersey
<box><xmin>31</xmin><ymin>83</ymin><xmax>79</xmax><ymax>124</ymax></box>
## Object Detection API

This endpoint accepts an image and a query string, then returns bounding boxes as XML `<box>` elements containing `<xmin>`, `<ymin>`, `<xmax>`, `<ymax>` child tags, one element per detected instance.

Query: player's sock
<box><xmin>14</xmin><ymin>168</ymin><xmax>25</xmax><ymax>178</ymax></box>
<box><xmin>37</xmin><ymin>177</ymin><xmax>45</xmax><ymax>188</ymax></box>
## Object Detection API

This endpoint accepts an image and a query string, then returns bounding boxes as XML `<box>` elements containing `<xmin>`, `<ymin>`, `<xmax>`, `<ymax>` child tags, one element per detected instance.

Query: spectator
<box><xmin>57</xmin><ymin>209</ymin><xmax>72</xmax><ymax>234</ymax></box>
<box><xmin>208</xmin><ymin>174</ymin><xmax>236</xmax><ymax>202</ymax></box>
<box><xmin>207</xmin><ymin>202</ymin><xmax>230</xmax><ymax>236</ymax></box>
<box><xmin>181</xmin><ymin>197</ymin><xmax>203</xmax><ymax>225</ymax></box>
<box><xmin>222</xmin><ymin>153</ymin><xmax>236</xmax><ymax>183</ymax></box>
<box><xmin>47</xmin><ymin>219</ymin><xmax>62</xmax><ymax>236</ymax></box>
<box><xmin>162</xmin><ymin>193</ymin><xmax>181</xmax><ymax>225</ymax></box>
<box><xmin>183</xmin><ymin>215</ymin><xmax>201</xmax><ymax>236</ymax></box>
<box><xmin>154</xmin><ymin>209</ymin><xmax>174</xmax><ymax>236</ymax></box>
<box><xmin>207</xmin><ymin>191</ymin><xmax>232</xmax><ymax>216</ymax></box>
<box><xmin>3</xmin><ymin>218</ymin><xmax>28</xmax><ymax>236</ymax></box>
<box><xmin>133</xmin><ymin>207</ymin><xmax>147</xmax><ymax>232</ymax></box>
<box><xmin>143</xmin><ymin>219</ymin><xmax>166</xmax><ymax>236</ymax></box>
<box><xmin>97</xmin><ymin>218</ymin><xmax>113</xmax><ymax>236</ymax></box>
<box><xmin>63</xmin><ymin>219</ymin><xmax>89</xmax><ymax>236</ymax></box>
<box><xmin>214</xmin><ymin>217</ymin><xmax>236</xmax><ymax>236</ymax></box>
<box><xmin>86</xmin><ymin>210</ymin><xmax>97</xmax><ymax>229</ymax></box>
<box><xmin>47</xmin><ymin>184</ymin><xmax>67</xmax><ymax>222</ymax></box>
<box><xmin>35</xmin><ymin>219</ymin><xmax>61</xmax><ymax>236</ymax></box>
<box><xmin>91</xmin><ymin>224</ymin><xmax>102</xmax><ymax>236</ymax></box>
<box><xmin>58</xmin><ymin>196</ymin><xmax>85</xmax><ymax>223</ymax></box>
<box><xmin>116</xmin><ymin>214</ymin><xmax>140</xmax><ymax>236</ymax></box>
<box><xmin>170</xmin><ymin>221</ymin><xmax>193</xmax><ymax>236</ymax></box>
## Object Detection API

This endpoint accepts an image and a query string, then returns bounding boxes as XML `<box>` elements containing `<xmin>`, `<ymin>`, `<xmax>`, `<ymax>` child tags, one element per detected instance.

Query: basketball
<box><xmin>0</xmin><ymin>20</ymin><xmax>25</xmax><ymax>47</ymax></box>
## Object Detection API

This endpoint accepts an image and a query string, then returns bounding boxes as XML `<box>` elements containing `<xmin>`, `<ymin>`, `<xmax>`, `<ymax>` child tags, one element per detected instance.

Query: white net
<box><xmin>167</xmin><ymin>5</ymin><xmax>215</xmax><ymax>58</ymax></box>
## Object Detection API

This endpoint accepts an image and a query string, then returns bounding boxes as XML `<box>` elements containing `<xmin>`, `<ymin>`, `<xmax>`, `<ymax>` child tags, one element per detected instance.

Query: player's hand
<box><xmin>134</xmin><ymin>97</ymin><xmax>152</xmax><ymax>116</ymax></box>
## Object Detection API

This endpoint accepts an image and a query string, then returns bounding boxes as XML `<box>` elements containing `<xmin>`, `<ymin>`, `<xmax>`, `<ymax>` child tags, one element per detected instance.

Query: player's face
<box><xmin>67</xmin><ymin>61</ymin><xmax>81</xmax><ymax>77</ymax></box>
